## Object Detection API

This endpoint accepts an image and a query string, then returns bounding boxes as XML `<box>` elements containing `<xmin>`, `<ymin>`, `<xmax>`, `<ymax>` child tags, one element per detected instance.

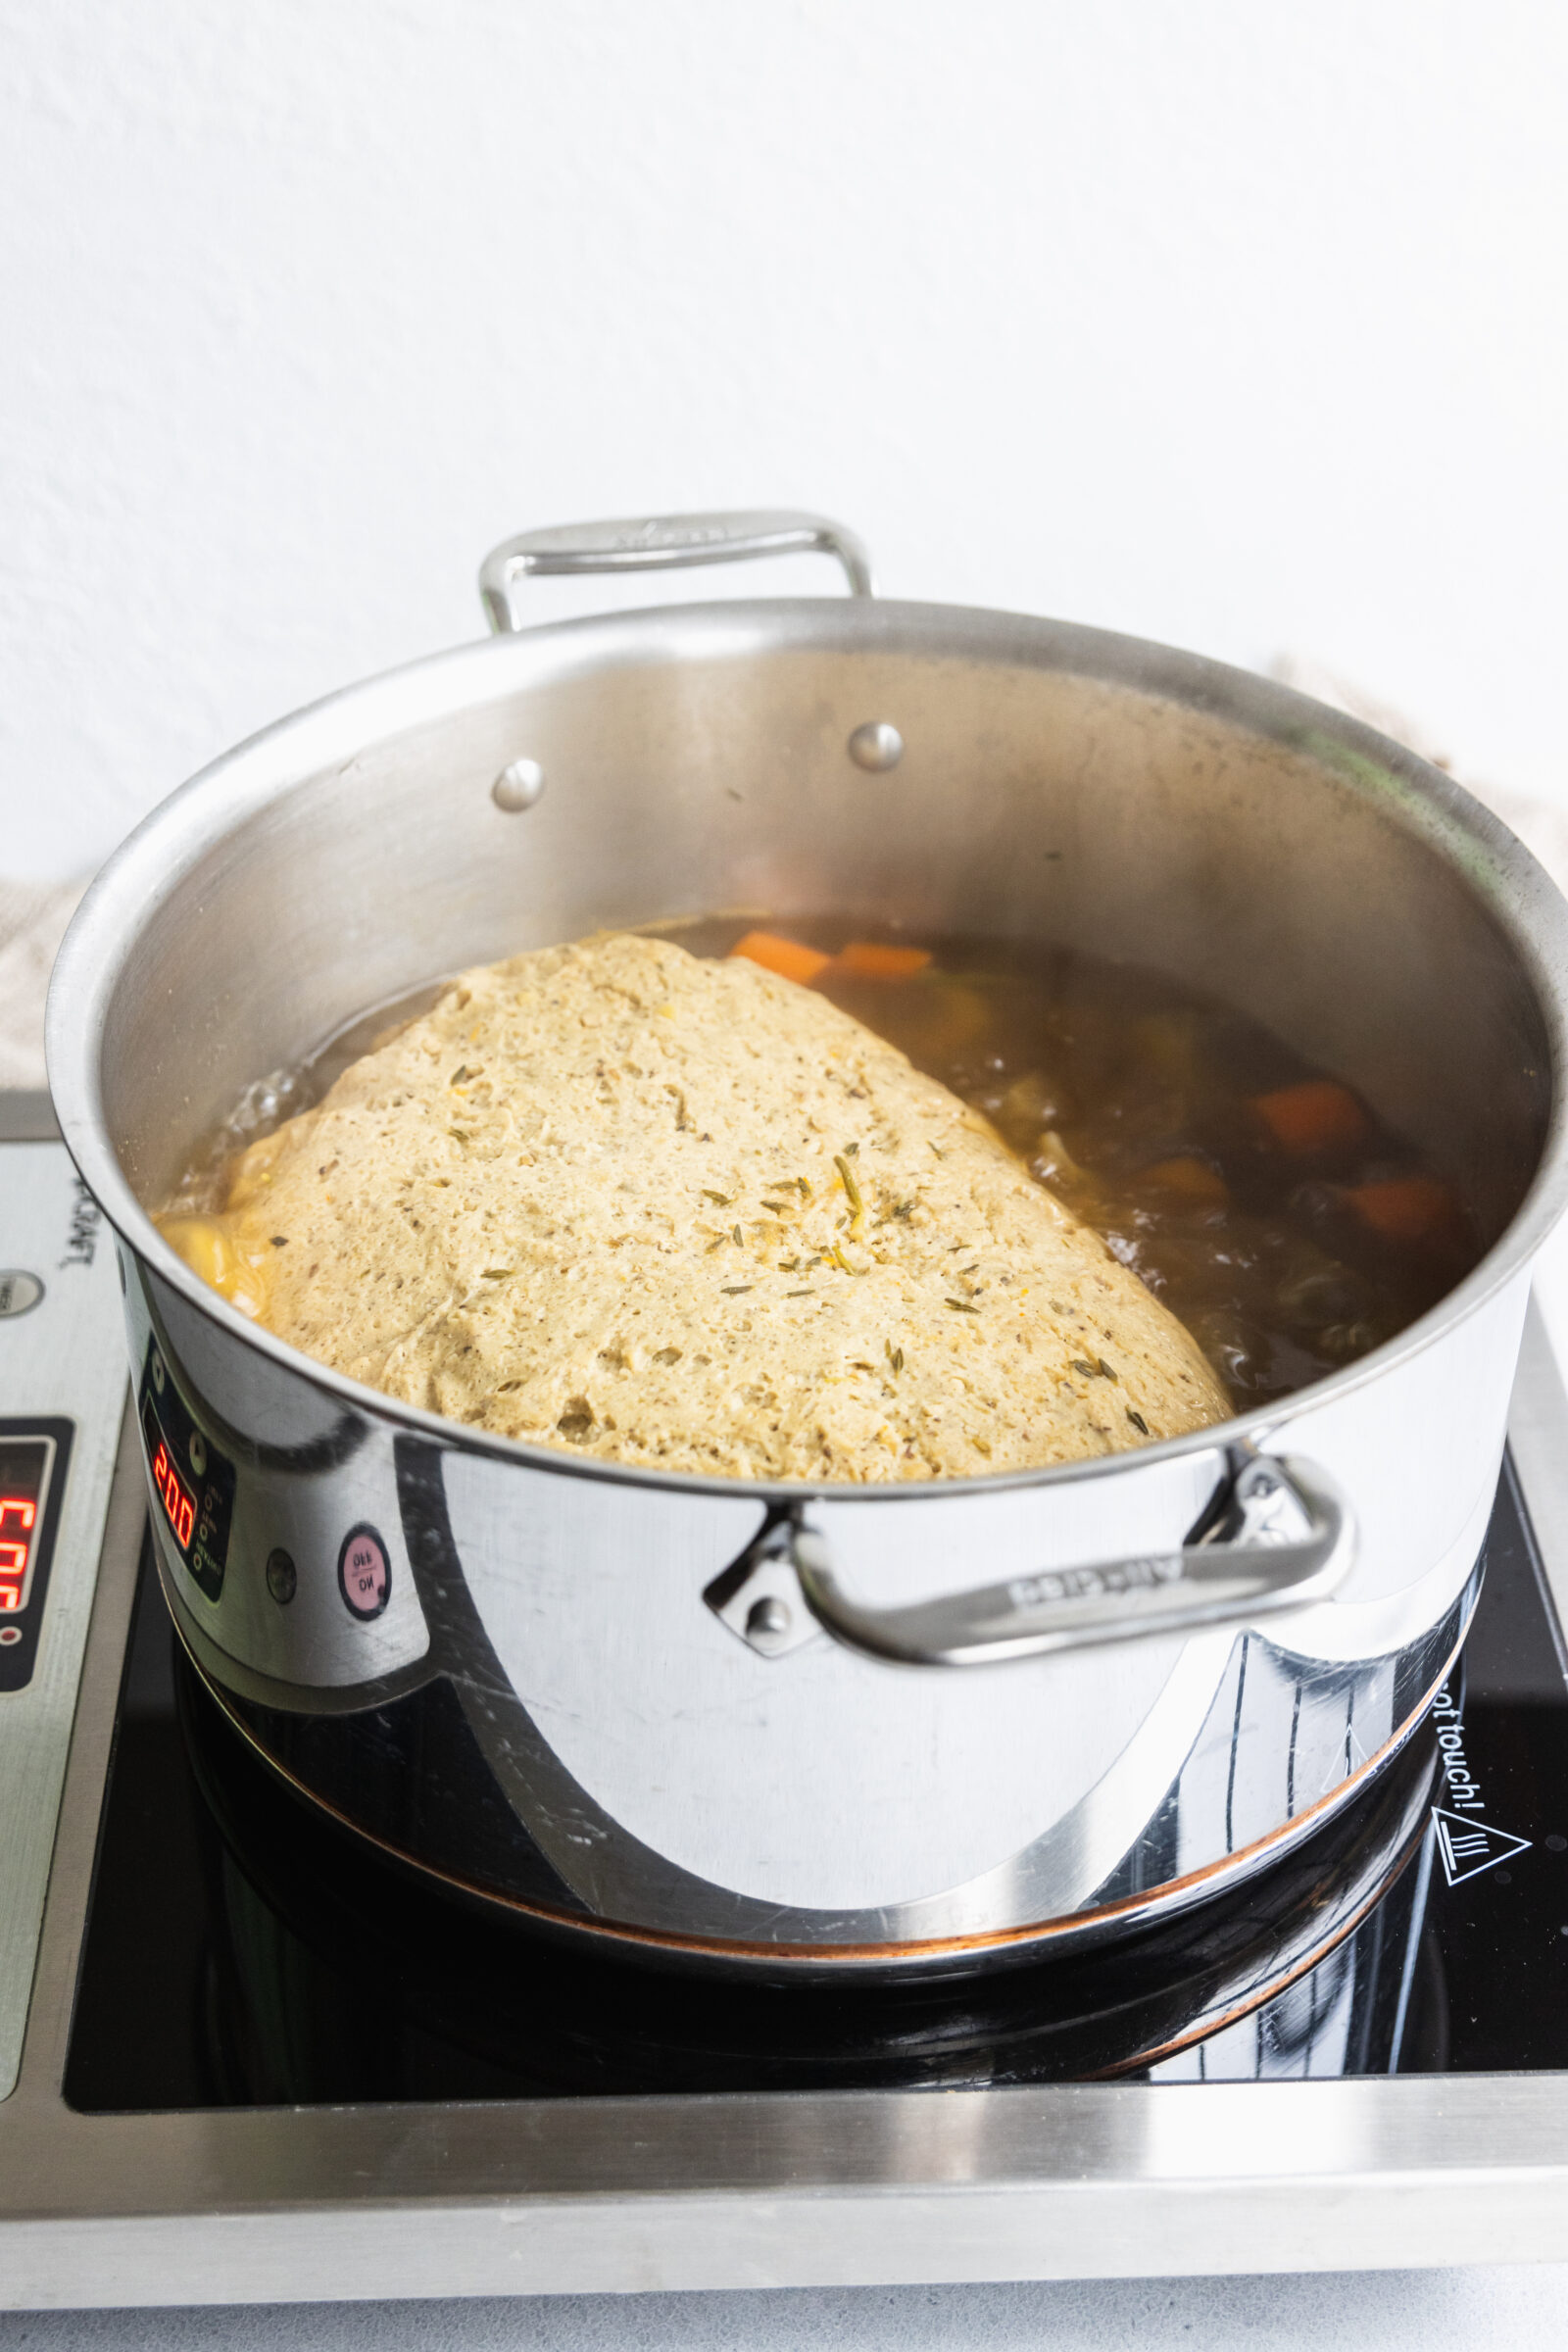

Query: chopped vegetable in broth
<box><xmin>716</xmin><ymin>921</ymin><xmax>1477</xmax><ymax>1407</ymax></box>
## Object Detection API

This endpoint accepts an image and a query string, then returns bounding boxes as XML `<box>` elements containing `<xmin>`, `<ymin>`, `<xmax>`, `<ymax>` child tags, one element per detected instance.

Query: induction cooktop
<box><xmin>6</xmin><ymin>1101</ymin><xmax>1568</xmax><ymax>2308</ymax></box>
<box><xmin>59</xmin><ymin>1451</ymin><xmax>1568</xmax><ymax>2111</ymax></box>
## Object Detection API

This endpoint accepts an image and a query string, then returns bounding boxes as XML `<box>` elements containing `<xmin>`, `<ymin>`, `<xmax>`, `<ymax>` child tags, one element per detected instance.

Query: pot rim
<box><xmin>46</xmin><ymin>594</ymin><xmax>1568</xmax><ymax>1505</ymax></box>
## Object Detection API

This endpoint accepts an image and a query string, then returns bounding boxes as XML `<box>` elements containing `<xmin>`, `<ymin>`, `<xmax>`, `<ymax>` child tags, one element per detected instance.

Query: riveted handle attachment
<box><xmin>479</xmin><ymin>509</ymin><xmax>874</xmax><ymax>632</ymax></box>
<box><xmin>707</xmin><ymin>1451</ymin><xmax>1354</xmax><ymax>1667</ymax></box>
<box><xmin>794</xmin><ymin>1453</ymin><xmax>1353</xmax><ymax>1666</ymax></box>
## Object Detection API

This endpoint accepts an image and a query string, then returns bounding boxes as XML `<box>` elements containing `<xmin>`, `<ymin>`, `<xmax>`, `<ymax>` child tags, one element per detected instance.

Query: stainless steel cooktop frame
<box><xmin>5</xmin><ymin>1302</ymin><xmax>1568</xmax><ymax>2309</ymax></box>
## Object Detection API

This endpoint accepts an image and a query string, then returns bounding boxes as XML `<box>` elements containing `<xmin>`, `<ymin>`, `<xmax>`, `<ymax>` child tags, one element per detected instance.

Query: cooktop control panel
<box><xmin>0</xmin><ymin>1129</ymin><xmax>126</xmax><ymax>2099</ymax></box>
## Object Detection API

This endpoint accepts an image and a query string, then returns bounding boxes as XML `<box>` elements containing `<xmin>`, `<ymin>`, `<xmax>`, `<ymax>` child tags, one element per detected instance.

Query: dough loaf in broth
<box><xmin>185</xmin><ymin>933</ymin><xmax>1231</xmax><ymax>1480</ymax></box>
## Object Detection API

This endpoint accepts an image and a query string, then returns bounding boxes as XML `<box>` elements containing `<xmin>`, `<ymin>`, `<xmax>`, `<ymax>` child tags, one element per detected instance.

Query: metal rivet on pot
<box><xmin>492</xmin><ymin>758</ymin><xmax>546</xmax><ymax>812</ymax></box>
<box><xmin>746</xmin><ymin>1594</ymin><xmax>793</xmax><ymax>1641</ymax></box>
<box><xmin>847</xmin><ymin>721</ymin><xmax>904</xmax><ymax>772</ymax></box>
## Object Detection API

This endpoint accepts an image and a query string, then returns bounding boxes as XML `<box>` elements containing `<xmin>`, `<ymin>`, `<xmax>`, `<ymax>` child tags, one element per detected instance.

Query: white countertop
<box><xmin>7</xmin><ymin>2263</ymin><xmax>1568</xmax><ymax>2350</ymax></box>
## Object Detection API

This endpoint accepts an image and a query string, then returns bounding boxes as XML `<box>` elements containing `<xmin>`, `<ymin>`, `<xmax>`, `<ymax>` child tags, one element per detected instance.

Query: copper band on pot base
<box><xmin>171</xmin><ymin>1619</ymin><xmax>1442</xmax><ymax>2087</ymax></box>
<box><xmin>173</xmin><ymin>1573</ymin><xmax>1474</xmax><ymax>1984</ymax></box>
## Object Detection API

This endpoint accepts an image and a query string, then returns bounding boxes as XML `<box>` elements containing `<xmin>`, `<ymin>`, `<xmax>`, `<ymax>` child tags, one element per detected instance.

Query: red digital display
<box><xmin>138</xmin><ymin>1351</ymin><xmax>234</xmax><ymax>1602</ymax></box>
<box><xmin>0</xmin><ymin>1494</ymin><xmax>35</xmax><ymax>1612</ymax></box>
<box><xmin>150</xmin><ymin>1436</ymin><xmax>196</xmax><ymax>1551</ymax></box>
<box><xmin>0</xmin><ymin>1439</ymin><xmax>51</xmax><ymax>1623</ymax></box>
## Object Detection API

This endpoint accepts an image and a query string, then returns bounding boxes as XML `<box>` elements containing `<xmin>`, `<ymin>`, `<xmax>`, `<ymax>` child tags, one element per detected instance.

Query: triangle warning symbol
<box><xmin>1431</xmin><ymin>1806</ymin><xmax>1533</xmax><ymax>1887</ymax></box>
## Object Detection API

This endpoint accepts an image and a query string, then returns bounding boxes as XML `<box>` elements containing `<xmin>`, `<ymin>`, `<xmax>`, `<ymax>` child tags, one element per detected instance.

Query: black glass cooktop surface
<box><xmin>64</xmin><ymin>1455</ymin><xmax>1568</xmax><ymax>2111</ymax></box>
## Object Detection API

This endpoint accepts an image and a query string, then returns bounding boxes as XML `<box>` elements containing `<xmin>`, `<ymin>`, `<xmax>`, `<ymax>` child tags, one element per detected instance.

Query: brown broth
<box><xmin>170</xmin><ymin>922</ymin><xmax>1481</xmax><ymax>1412</ymax></box>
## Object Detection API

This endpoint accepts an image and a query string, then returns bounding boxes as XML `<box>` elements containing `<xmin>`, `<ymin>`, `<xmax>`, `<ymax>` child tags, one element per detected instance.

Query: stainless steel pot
<box><xmin>46</xmin><ymin>511</ymin><xmax>1568</xmax><ymax>1978</ymax></box>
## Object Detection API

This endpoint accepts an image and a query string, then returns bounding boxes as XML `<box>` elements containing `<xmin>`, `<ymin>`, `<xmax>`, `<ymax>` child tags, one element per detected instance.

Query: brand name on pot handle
<box><xmin>1005</xmin><ymin>1557</ymin><xmax>1185</xmax><ymax>1610</ymax></box>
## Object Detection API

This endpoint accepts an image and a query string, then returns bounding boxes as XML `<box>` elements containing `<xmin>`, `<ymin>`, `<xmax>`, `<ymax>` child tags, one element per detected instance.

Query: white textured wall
<box><xmin>3</xmin><ymin>0</ymin><xmax>1567</xmax><ymax>878</ymax></box>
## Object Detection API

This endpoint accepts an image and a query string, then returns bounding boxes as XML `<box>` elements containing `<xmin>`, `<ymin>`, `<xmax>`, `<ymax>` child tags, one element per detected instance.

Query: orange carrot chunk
<box><xmin>727</xmin><ymin>931</ymin><xmax>832</xmax><ymax>985</ymax></box>
<box><xmin>1252</xmin><ymin>1079</ymin><xmax>1370</xmax><ymax>1157</ymax></box>
<box><xmin>1345</xmin><ymin>1176</ymin><xmax>1467</xmax><ymax>1252</ymax></box>
<box><xmin>832</xmin><ymin>941</ymin><xmax>934</xmax><ymax>981</ymax></box>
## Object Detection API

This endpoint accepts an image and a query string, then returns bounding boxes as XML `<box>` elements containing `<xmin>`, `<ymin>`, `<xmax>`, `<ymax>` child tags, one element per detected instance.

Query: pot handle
<box><xmin>708</xmin><ymin>1449</ymin><xmax>1354</xmax><ymax>1666</ymax></box>
<box><xmin>478</xmin><ymin>510</ymin><xmax>874</xmax><ymax>632</ymax></box>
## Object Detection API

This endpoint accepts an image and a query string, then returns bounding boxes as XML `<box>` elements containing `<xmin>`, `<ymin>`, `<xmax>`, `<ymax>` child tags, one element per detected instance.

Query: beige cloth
<box><xmin>1271</xmin><ymin>657</ymin><xmax>1568</xmax><ymax>896</ymax></box>
<box><xmin>0</xmin><ymin>878</ymin><xmax>86</xmax><ymax>1091</ymax></box>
